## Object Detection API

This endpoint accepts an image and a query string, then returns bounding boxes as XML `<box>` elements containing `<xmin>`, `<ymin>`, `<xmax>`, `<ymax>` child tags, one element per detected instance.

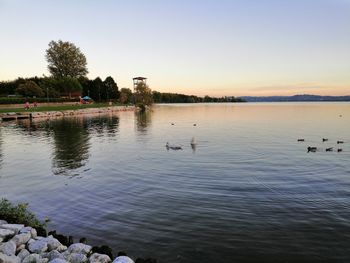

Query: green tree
<box><xmin>16</xmin><ymin>81</ymin><xmax>44</xmax><ymax>97</ymax></box>
<box><xmin>134</xmin><ymin>82</ymin><xmax>153</xmax><ymax>106</ymax></box>
<box><xmin>103</xmin><ymin>76</ymin><xmax>119</xmax><ymax>100</ymax></box>
<box><xmin>119</xmin><ymin>88</ymin><xmax>133</xmax><ymax>104</ymax></box>
<box><xmin>58</xmin><ymin>77</ymin><xmax>82</xmax><ymax>98</ymax></box>
<box><xmin>46</xmin><ymin>40</ymin><xmax>88</xmax><ymax>78</ymax></box>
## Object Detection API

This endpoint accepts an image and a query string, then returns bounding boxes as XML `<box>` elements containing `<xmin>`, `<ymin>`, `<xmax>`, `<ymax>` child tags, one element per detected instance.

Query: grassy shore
<box><xmin>0</xmin><ymin>103</ymin><xmax>124</xmax><ymax>114</ymax></box>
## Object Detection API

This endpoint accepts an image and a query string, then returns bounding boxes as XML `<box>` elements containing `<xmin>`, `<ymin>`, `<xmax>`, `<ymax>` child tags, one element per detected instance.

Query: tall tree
<box><xmin>134</xmin><ymin>82</ymin><xmax>153</xmax><ymax>106</ymax></box>
<box><xmin>103</xmin><ymin>76</ymin><xmax>119</xmax><ymax>100</ymax></box>
<box><xmin>119</xmin><ymin>88</ymin><xmax>133</xmax><ymax>104</ymax></box>
<box><xmin>46</xmin><ymin>40</ymin><xmax>88</xmax><ymax>78</ymax></box>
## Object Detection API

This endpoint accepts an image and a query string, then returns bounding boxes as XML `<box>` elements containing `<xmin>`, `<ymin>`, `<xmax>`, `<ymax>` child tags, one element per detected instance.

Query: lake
<box><xmin>0</xmin><ymin>103</ymin><xmax>350</xmax><ymax>262</ymax></box>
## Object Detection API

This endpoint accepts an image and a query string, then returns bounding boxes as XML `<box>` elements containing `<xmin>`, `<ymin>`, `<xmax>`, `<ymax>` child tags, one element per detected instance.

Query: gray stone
<box><xmin>0</xmin><ymin>253</ymin><xmax>21</xmax><ymax>263</ymax></box>
<box><xmin>67</xmin><ymin>243</ymin><xmax>92</xmax><ymax>255</ymax></box>
<box><xmin>17</xmin><ymin>249</ymin><xmax>30</xmax><ymax>260</ymax></box>
<box><xmin>46</xmin><ymin>250</ymin><xmax>64</xmax><ymax>261</ymax></box>
<box><xmin>56</xmin><ymin>245</ymin><xmax>67</xmax><ymax>252</ymax></box>
<box><xmin>15</xmin><ymin>244</ymin><xmax>25</xmax><ymax>253</ymax></box>
<box><xmin>49</xmin><ymin>259</ymin><xmax>68</xmax><ymax>263</ymax></box>
<box><xmin>46</xmin><ymin>237</ymin><xmax>62</xmax><ymax>251</ymax></box>
<box><xmin>0</xmin><ymin>229</ymin><xmax>15</xmax><ymax>242</ymax></box>
<box><xmin>19</xmin><ymin>227</ymin><xmax>37</xmax><ymax>239</ymax></box>
<box><xmin>0</xmin><ymin>220</ymin><xmax>8</xmax><ymax>226</ymax></box>
<box><xmin>0</xmin><ymin>225</ymin><xmax>24</xmax><ymax>234</ymax></box>
<box><xmin>0</xmin><ymin>241</ymin><xmax>16</xmax><ymax>256</ymax></box>
<box><xmin>64</xmin><ymin>252</ymin><xmax>87</xmax><ymax>263</ymax></box>
<box><xmin>112</xmin><ymin>256</ymin><xmax>134</xmax><ymax>263</ymax></box>
<box><xmin>11</xmin><ymin>232</ymin><xmax>31</xmax><ymax>246</ymax></box>
<box><xmin>22</xmin><ymin>254</ymin><xmax>42</xmax><ymax>263</ymax></box>
<box><xmin>89</xmin><ymin>253</ymin><xmax>111</xmax><ymax>263</ymax></box>
<box><xmin>28</xmin><ymin>239</ymin><xmax>48</xmax><ymax>254</ymax></box>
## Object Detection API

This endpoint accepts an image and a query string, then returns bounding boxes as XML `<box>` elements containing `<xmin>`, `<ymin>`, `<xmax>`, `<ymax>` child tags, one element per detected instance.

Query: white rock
<box><xmin>0</xmin><ymin>252</ymin><xmax>21</xmax><ymax>263</ymax></box>
<box><xmin>46</xmin><ymin>237</ymin><xmax>63</xmax><ymax>251</ymax></box>
<box><xmin>20</xmin><ymin>226</ymin><xmax>37</xmax><ymax>239</ymax></box>
<box><xmin>16</xmin><ymin>244</ymin><xmax>25</xmax><ymax>253</ymax></box>
<box><xmin>64</xmin><ymin>252</ymin><xmax>87</xmax><ymax>263</ymax></box>
<box><xmin>11</xmin><ymin>232</ymin><xmax>31</xmax><ymax>246</ymax></box>
<box><xmin>89</xmin><ymin>253</ymin><xmax>112</xmax><ymax>263</ymax></box>
<box><xmin>67</xmin><ymin>243</ymin><xmax>92</xmax><ymax>255</ymax></box>
<box><xmin>0</xmin><ymin>229</ymin><xmax>15</xmax><ymax>242</ymax></box>
<box><xmin>0</xmin><ymin>225</ymin><xmax>24</xmax><ymax>234</ymax></box>
<box><xmin>28</xmin><ymin>239</ymin><xmax>48</xmax><ymax>253</ymax></box>
<box><xmin>22</xmin><ymin>254</ymin><xmax>44</xmax><ymax>263</ymax></box>
<box><xmin>49</xmin><ymin>259</ymin><xmax>68</xmax><ymax>263</ymax></box>
<box><xmin>17</xmin><ymin>249</ymin><xmax>30</xmax><ymax>260</ymax></box>
<box><xmin>57</xmin><ymin>245</ymin><xmax>67</xmax><ymax>252</ymax></box>
<box><xmin>112</xmin><ymin>256</ymin><xmax>134</xmax><ymax>263</ymax></box>
<box><xmin>0</xmin><ymin>241</ymin><xmax>16</xmax><ymax>256</ymax></box>
<box><xmin>0</xmin><ymin>220</ymin><xmax>8</xmax><ymax>225</ymax></box>
<box><xmin>46</xmin><ymin>250</ymin><xmax>64</xmax><ymax>261</ymax></box>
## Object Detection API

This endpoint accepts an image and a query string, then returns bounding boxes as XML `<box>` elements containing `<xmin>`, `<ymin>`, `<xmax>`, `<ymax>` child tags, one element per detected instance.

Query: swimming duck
<box><xmin>307</xmin><ymin>146</ymin><xmax>317</xmax><ymax>152</ymax></box>
<box><xmin>297</xmin><ymin>139</ymin><xmax>305</xmax><ymax>142</ymax></box>
<box><xmin>337</xmin><ymin>141</ymin><xmax>344</xmax><ymax>144</ymax></box>
<box><xmin>166</xmin><ymin>142</ymin><xmax>182</xmax><ymax>150</ymax></box>
<box><xmin>322</xmin><ymin>138</ymin><xmax>328</xmax><ymax>142</ymax></box>
<box><xmin>326</xmin><ymin>147</ymin><xmax>333</xmax><ymax>152</ymax></box>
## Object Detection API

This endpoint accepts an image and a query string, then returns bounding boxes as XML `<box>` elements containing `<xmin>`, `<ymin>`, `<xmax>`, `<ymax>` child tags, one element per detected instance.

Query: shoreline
<box><xmin>0</xmin><ymin>219</ymin><xmax>152</xmax><ymax>263</ymax></box>
<box><xmin>0</xmin><ymin>106</ymin><xmax>136</xmax><ymax>122</ymax></box>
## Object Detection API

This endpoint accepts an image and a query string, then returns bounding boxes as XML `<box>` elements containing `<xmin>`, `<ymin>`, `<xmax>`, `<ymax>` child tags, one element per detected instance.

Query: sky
<box><xmin>0</xmin><ymin>0</ymin><xmax>349</xmax><ymax>96</ymax></box>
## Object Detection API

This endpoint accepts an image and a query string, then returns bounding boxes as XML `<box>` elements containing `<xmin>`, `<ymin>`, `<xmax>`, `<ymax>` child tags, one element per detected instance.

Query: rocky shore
<box><xmin>0</xmin><ymin>220</ymin><xmax>139</xmax><ymax>263</ymax></box>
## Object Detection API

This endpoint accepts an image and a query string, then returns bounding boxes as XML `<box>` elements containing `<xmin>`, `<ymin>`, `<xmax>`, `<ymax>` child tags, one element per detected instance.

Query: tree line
<box><xmin>0</xmin><ymin>39</ymin><xmax>244</xmax><ymax>104</ymax></box>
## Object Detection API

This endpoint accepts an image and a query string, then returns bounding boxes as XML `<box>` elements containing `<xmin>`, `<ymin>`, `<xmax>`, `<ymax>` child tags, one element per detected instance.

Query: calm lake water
<box><xmin>1</xmin><ymin>103</ymin><xmax>350</xmax><ymax>262</ymax></box>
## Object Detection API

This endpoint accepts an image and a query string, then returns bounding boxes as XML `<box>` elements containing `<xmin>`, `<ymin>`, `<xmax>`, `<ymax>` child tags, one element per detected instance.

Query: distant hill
<box><xmin>239</xmin><ymin>94</ymin><xmax>350</xmax><ymax>102</ymax></box>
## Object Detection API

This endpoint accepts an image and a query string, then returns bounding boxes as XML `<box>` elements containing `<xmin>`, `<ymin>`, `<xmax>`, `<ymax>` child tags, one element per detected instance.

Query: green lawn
<box><xmin>0</xmin><ymin>103</ymin><xmax>123</xmax><ymax>114</ymax></box>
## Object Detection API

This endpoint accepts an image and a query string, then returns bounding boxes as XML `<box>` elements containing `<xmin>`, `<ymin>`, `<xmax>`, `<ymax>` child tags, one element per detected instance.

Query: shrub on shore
<box><xmin>0</xmin><ymin>198</ymin><xmax>47</xmax><ymax>236</ymax></box>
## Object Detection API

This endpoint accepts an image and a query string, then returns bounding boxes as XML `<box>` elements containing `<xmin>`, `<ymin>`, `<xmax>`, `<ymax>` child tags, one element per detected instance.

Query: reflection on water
<box><xmin>0</xmin><ymin>103</ymin><xmax>350</xmax><ymax>263</ymax></box>
<box><xmin>49</xmin><ymin>118</ymin><xmax>91</xmax><ymax>176</ymax></box>
<box><xmin>135</xmin><ymin>110</ymin><xmax>152</xmax><ymax>133</ymax></box>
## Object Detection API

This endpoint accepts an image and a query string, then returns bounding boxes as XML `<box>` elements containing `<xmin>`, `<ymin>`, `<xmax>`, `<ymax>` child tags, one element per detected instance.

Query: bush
<box><xmin>0</xmin><ymin>97</ymin><xmax>78</xmax><ymax>104</ymax></box>
<box><xmin>0</xmin><ymin>198</ymin><xmax>47</xmax><ymax>236</ymax></box>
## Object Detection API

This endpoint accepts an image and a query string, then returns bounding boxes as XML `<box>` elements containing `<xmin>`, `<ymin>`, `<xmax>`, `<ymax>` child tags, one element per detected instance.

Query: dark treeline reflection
<box><xmin>15</xmin><ymin>115</ymin><xmax>120</xmax><ymax>176</ymax></box>
<box><xmin>0</xmin><ymin>131</ymin><xmax>3</xmax><ymax>170</ymax></box>
<box><xmin>49</xmin><ymin>118</ymin><xmax>91</xmax><ymax>175</ymax></box>
<box><xmin>135</xmin><ymin>111</ymin><xmax>152</xmax><ymax>134</ymax></box>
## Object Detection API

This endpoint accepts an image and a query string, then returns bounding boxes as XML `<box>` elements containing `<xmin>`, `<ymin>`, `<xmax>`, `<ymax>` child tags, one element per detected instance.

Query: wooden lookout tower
<box><xmin>133</xmin><ymin>77</ymin><xmax>147</xmax><ymax>93</ymax></box>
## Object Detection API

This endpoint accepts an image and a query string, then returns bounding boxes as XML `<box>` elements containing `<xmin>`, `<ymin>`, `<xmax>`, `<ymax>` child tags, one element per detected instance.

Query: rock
<box><xmin>0</xmin><ymin>253</ymin><xmax>21</xmax><ymax>263</ymax></box>
<box><xmin>28</xmin><ymin>239</ymin><xmax>48</xmax><ymax>254</ymax></box>
<box><xmin>0</xmin><ymin>229</ymin><xmax>15</xmax><ymax>243</ymax></box>
<box><xmin>112</xmin><ymin>256</ymin><xmax>134</xmax><ymax>263</ymax></box>
<box><xmin>49</xmin><ymin>259</ymin><xmax>68</xmax><ymax>263</ymax></box>
<box><xmin>17</xmin><ymin>249</ymin><xmax>30</xmax><ymax>260</ymax></box>
<box><xmin>22</xmin><ymin>253</ymin><xmax>48</xmax><ymax>263</ymax></box>
<box><xmin>64</xmin><ymin>252</ymin><xmax>87</xmax><ymax>263</ymax></box>
<box><xmin>16</xmin><ymin>244</ymin><xmax>25</xmax><ymax>253</ymax></box>
<box><xmin>20</xmin><ymin>226</ymin><xmax>38</xmax><ymax>239</ymax></box>
<box><xmin>0</xmin><ymin>225</ymin><xmax>24</xmax><ymax>235</ymax></box>
<box><xmin>0</xmin><ymin>220</ymin><xmax>8</xmax><ymax>226</ymax></box>
<box><xmin>11</xmin><ymin>232</ymin><xmax>31</xmax><ymax>246</ymax></box>
<box><xmin>91</xmin><ymin>246</ymin><xmax>113</xmax><ymax>259</ymax></box>
<box><xmin>89</xmin><ymin>253</ymin><xmax>111</xmax><ymax>263</ymax></box>
<box><xmin>46</xmin><ymin>236</ymin><xmax>63</xmax><ymax>251</ymax></box>
<box><xmin>0</xmin><ymin>241</ymin><xmax>16</xmax><ymax>256</ymax></box>
<box><xmin>57</xmin><ymin>245</ymin><xmax>67</xmax><ymax>252</ymax></box>
<box><xmin>67</xmin><ymin>243</ymin><xmax>92</xmax><ymax>255</ymax></box>
<box><xmin>46</xmin><ymin>250</ymin><xmax>64</xmax><ymax>261</ymax></box>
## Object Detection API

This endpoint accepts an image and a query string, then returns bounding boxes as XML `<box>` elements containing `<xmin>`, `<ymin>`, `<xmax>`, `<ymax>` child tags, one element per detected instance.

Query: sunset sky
<box><xmin>0</xmin><ymin>0</ymin><xmax>349</xmax><ymax>96</ymax></box>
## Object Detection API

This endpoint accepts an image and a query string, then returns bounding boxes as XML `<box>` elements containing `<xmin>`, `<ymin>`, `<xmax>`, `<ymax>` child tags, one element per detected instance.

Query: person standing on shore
<box><xmin>24</xmin><ymin>101</ymin><xmax>30</xmax><ymax>110</ymax></box>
